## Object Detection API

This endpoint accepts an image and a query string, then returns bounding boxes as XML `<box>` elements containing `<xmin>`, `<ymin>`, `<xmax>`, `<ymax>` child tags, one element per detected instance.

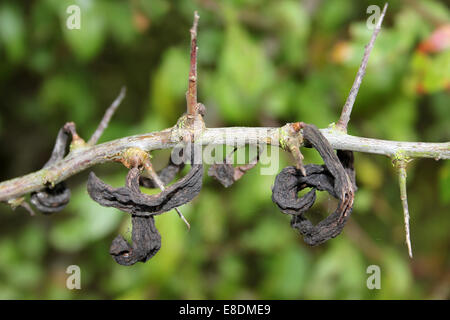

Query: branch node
<box><xmin>279</xmin><ymin>123</ymin><xmax>306</xmax><ymax>175</ymax></box>
<box><xmin>120</xmin><ymin>147</ymin><xmax>151</xmax><ymax>169</ymax></box>
<box><xmin>64</xmin><ymin>122</ymin><xmax>87</xmax><ymax>152</ymax></box>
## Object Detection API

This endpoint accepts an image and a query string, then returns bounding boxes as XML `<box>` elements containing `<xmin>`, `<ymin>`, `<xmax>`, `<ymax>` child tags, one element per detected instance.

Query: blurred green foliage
<box><xmin>0</xmin><ymin>0</ymin><xmax>449</xmax><ymax>299</ymax></box>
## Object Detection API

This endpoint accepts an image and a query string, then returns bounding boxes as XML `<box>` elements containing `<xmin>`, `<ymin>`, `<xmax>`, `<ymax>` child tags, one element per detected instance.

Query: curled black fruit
<box><xmin>87</xmin><ymin>164</ymin><xmax>203</xmax><ymax>216</ymax></box>
<box><xmin>31</xmin><ymin>126</ymin><xmax>73</xmax><ymax>213</ymax></box>
<box><xmin>110</xmin><ymin>215</ymin><xmax>161</xmax><ymax>266</ymax></box>
<box><xmin>272</xmin><ymin>124</ymin><xmax>356</xmax><ymax>246</ymax></box>
<box><xmin>88</xmin><ymin>143</ymin><xmax>202</xmax><ymax>265</ymax></box>
<box><xmin>30</xmin><ymin>182</ymin><xmax>71</xmax><ymax>213</ymax></box>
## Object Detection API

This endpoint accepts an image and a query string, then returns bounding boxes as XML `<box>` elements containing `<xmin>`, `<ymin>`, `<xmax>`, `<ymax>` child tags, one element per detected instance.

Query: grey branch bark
<box><xmin>0</xmin><ymin>125</ymin><xmax>448</xmax><ymax>202</ymax></box>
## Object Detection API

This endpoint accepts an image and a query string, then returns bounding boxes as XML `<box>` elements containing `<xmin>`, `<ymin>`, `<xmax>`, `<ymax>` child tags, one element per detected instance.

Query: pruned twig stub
<box><xmin>272</xmin><ymin>124</ymin><xmax>356</xmax><ymax>245</ymax></box>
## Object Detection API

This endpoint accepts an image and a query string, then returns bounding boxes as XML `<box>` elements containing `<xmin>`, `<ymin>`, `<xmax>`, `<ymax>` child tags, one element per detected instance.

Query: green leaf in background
<box><xmin>261</xmin><ymin>80</ymin><xmax>295</xmax><ymax>119</ymax></box>
<box><xmin>241</xmin><ymin>216</ymin><xmax>294</xmax><ymax>254</ymax></box>
<box><xmin>354</xmin><ymin>155</ymin><xmax>383</xmax><ymax>190</ymax></box>
<box><xmin>369</xmin><ymin>96</ymin><xmax>417</xmax><ymax>141</ymax></box>
<box><xmin>137</xmin><ymin>0</ymin><xmax>170</xmax><ymax>23</ymax></box>
<box><xmin>150</xmin><ymin>48</ymin><xmax>190</xmax><ymax>123</ymax></box>
<box><xmin>439</xmin><ymin>161</ymin><xmax>450</xmax><ymax>204</ymax></box>
<box><xmin>100</xmin><ymin>1</ymin><xmax>136</xmax><ymax>45</ymax></box>
<box><xmin>196</xmin><ymin>190</ymin><xmax>226</xmax><ymax>244</ymax></box>
<box><xmin>317</xmin><ymin>0</ymin><xmax>353</xmax><ymax>32</ymax></box>
<box><xmin>378</xmin><ymin>249</ymin><xmax>413</xmax><ymax>299</ymax></box>
<box><xmin>49</xmin><ymin>184</ymin><xmax>122</xmax><ymax>252</ymax></box>
<box><xmin>260</xmin><ymin>245</ymin><xmax>310</xmax><ymax>299</ymax></box>
<box><xmin>231</xmin><ymin>166</ymin><xmax>275</xmax><ymax>222</ymax></box>
<box><xmin>0</xmin><ymin>3</ymin><xmax>26</xmax><ymax>63</ymax></box>
<box><xmin>60</xmin><ymin>0</ymin><xmax>107</xmax><ymax>61</ymax></box>
<box><xmin>0</xmin><ymin>224</ymin><xmax>46</xmax><ymax>298</ymax></box>
<box><xmin>306</xmin><ymin>238</ymin><xmax>366</xmax><ymax>299</ymax></box>
<box><xmin>422</xmin><ymin>51</ymin><xmax>450</xmax><ymax>93</ymax></box>
<box><xmin>294</xmin><ymin>73</ymin><xmax>335</xmax><ymax>128</ymax></box>
<box><xmin>267</xmin><ymin>0</ymin><xmax>310</xmax><ymax>68</ymax></box>
<box><xmin>214</xmin><ymin>251</ymin><xmax>245</xmax><ymax>299</ymax></box>
<box><xmin>39</xmin><ymin>74</ymin><xmax>95</xmax><ymax>127</ymax></box>
<box><xmin>213</xmin><ymin>17</ymin><xmax>274</xmax><ymax>123</ymax></box>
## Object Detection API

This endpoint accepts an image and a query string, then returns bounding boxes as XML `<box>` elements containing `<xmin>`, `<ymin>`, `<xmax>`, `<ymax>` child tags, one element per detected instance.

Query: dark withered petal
<box><xmin>109</xmin><ymin>215</ymin><xmax>161</xmax><ymax>266</ymax></box>
<box><xmin>272</xmin><ymin>124</ymin><xmax>356</xmax><ymax>246</ymax></box>
<box><xmin>87</xmin><ymin>164</ymin><xmax>203</xmax><ymax>216</ymax></box>
<box><xmin>208</xmin><ymin>163</ymin><xmax>235</xmax><ymax>188</ymax></box>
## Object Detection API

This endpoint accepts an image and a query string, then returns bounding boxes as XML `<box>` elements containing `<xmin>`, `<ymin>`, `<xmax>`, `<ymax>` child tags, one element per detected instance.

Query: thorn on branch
<box><xmin>336</xmin><ymin>3</ymin><xmax>388</xmax><ymax>133</ymax></box>
<box><xmin>394</xmin><ymin>158</ymin><xmax>414</xmax><ymax>258</ymax></box>
<box><xmin>88</xmin><ymin>86</ymin><xmax>126</xmax><ymax>146</ymax></box>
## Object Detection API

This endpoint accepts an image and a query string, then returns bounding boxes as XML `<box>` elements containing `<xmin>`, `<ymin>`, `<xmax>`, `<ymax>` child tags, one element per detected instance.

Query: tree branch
<box><xmin>0</xmin><ymin>125</ymin><xmax>448</xmax><ymax>203</ymax></box>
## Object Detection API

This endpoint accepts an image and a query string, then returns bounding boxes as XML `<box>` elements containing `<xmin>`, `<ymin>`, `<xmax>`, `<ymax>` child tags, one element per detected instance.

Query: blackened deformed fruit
<box><xmin>109</xmin><ymin>215</ymin><xmax>161</xmax><ymax>266</ymax></box>
<box><xmin>87</xmin><ymin>164</ymin><xmax>203</xmax><ymax>216</ymax></box>
<box><xmin>30</xmin><ymin>182</ymin><xmax>71</xmax><ymax>213</ymax></box>
<box><xmin>272</xmin><ymin>124</ymin><xmax>356</xmax><ymax>246</ymax></box>
<box><xmin>31</xmin><ymin>126</ymin><xmax>73</xmax><ymax>213</ymax></box>
<box><xmin>208</xmin><ymin>147</ymin><xmax>260</xmax><ymax>188</ymax></box>
<box><xmin>87</xmin><ymin>161</ymin><xmax>203</xmax><ymax>265</ymax></box>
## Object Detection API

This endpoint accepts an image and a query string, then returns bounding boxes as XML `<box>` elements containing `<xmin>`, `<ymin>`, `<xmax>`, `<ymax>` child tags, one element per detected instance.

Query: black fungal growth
<box><xmin>87</xmin><ymin>158</ymin><xmax>203</xmax><ymax>266</ymax></box>
<box><xmin>272</xmin><ymin>124</ymin><xmax>356</xmax><ymax>246</ymax></box>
